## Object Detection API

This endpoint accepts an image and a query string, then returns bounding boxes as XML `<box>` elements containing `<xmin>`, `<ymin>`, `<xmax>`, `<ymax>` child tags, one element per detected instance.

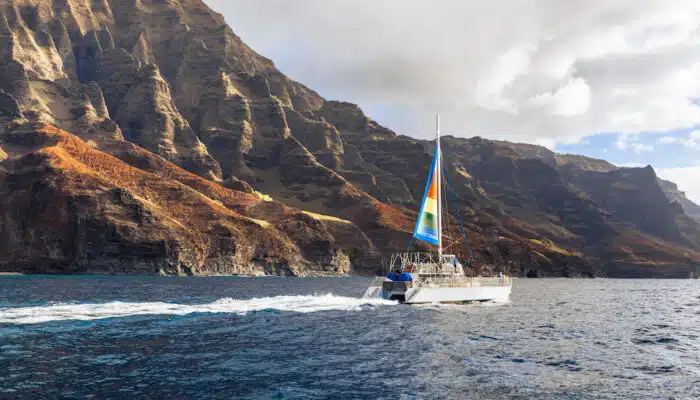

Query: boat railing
<box><xmin>389</xmin><ymin>253</ymin><xmax>466</xmax><ymax>275</ymax></box>
<box><xmin>473</xmin><ymin>277</ymin><xmax>513</xmax><ymax>287</ymax></box>
<box><xmin>417</xmin><ymin>276</ymin><xmax>512</xmax><ymax>288</ymax></box>
<box><xmin>389</xmin><ymin>252</ymin><xmax>461</xmax><ymax>264</ymax></box>
<box><xmin>415</xmin><ymin>264</ymin><xmax>463</xmax><ymax>276</ymax></box>
<box><xmin>390</xmin><ymin>252</ymin><xmax>437</xmax><ymax>268</ymax></box>
<box><xmin>418</xmin><ymin>277</ymin><xmax>472</xmax><ymax>288</ymax></box>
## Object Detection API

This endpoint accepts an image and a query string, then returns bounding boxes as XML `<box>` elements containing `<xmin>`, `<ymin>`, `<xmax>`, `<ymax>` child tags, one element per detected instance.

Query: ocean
<box><xmin>0</xmin><ymin>277</ymin><xmax>698</xmax><ymax>399</ymax></box>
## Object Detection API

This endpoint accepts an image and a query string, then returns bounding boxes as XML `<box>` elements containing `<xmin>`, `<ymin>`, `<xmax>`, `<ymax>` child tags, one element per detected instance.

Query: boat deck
<box><xmin>369</xmin><ymin>276</ymin><xmax>512</xmax><ymax>289</ymax></box>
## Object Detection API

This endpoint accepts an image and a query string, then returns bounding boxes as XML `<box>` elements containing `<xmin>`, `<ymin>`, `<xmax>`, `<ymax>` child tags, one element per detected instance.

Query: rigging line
<box><xmin>442</xmin><ymin>161</ymin><xmax>456</xmax><ymax>252</ymax></box>
<box><xmin>442</xmin><ymin>159</ymin><xmax>473</xmax><ymax>265</ymax></box>
<box><xmin>443</xmin><ymin>172</ymin><xmax>451</xmax><ymax>248</ymax></box>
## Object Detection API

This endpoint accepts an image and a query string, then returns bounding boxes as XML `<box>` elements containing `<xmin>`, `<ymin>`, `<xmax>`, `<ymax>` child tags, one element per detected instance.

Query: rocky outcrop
<box><xmin>0</xmin><ymin>11</ymin><xmax>32</xmax><ymax>108</ymax></box>
<box><xmin>316</xmin><ymin>101</ymin><xmax>416</xmax><ymax>204</ymax></box>
<box><xmin>318</xmin><ymin>101</ymin><xmax>394</xmax><ymax>138</ymax></box>
<box><xmin>0</xmin><ymin>89</ymin><xmax>22</xmax><ymax>120</ymax></box>
<box><xmin>114</xmin><ymin>64</ymin><xmax>222</xmax><ymax>180</ymax></box>
<box><xmin>0</xmin><ymin>123</ymin><xmax>351</xmax><ymax>276</ymax></box>
<box><xmin>659</xmin><ymin>178</ymin><xmax>700</xmax><ymax>224</ymax></box>
<box><xmin>561</xmin><ymin>166</ymin><xmax>692</xmax><ymax>245</ymax></box>
<box><xmin>0</xmin><ymin>0</ymin><xmax>223</xmax><ymax>180</ymax></box>
<box><xmin>285</xmin><ymin>109</ymin><xmax>344</xmax><ymax>171</ymax></box>
<box><xmin>477</xmin><ymin>138</ymin><xmax>700</xmax><ymax>249</ymax></box>
<box><xmin>94</xmin><ymin>48</ymin><xmax>139</xmax><ymax>116</ymax></box>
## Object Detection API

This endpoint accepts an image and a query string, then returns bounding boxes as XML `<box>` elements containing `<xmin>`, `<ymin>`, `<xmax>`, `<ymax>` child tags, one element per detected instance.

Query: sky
<box><xmin>207</xmin><ymin>0</ymin><xmax>700</xmax><ymax>203</ymax></box>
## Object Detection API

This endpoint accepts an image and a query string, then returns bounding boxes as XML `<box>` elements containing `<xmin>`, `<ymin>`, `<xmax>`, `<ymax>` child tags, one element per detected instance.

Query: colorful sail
<box><xmin>413</xmin><ymin>147</ymin><xmax>440</xmax><ymax>245</ymax></box>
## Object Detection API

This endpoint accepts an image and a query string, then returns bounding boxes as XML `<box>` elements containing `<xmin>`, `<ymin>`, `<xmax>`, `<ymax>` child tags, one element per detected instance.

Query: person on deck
<box><xmin>386</xmin><ymin>270</ymin><xmax>413</xmax><ymax>283</ymax></box>
<box><xmin>387</xmin><ymin>270</ymin><xmax>402</xmax><ymax>281</ymax></box>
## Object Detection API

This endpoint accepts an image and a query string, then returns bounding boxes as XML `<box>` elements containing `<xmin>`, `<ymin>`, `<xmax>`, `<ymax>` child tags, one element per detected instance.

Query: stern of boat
<box><xmin>363</xmin><ymin>277</ymin><xmax>413</xmax><ymax>302</ymax></box>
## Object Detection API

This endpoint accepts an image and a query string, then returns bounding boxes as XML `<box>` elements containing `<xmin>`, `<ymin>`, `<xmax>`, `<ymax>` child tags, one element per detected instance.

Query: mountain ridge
<box><xmin>0</xmin><ymin>0</ymin><xmax>699</xmax><ymax>278</ymax></box>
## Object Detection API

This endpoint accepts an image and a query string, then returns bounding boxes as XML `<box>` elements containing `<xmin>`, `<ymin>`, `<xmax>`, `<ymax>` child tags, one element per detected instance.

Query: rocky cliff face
<box><xmin>659</xmin><ymin>179</ymin><xmax>700</xmax><ymax>224</ymax></box>
<box><xmin>0</xmin><ymin>0</ymin><xmax>699</xmax><ymax>277</ymax></box>
<box><xmin>0</xmin><ymin>123</ymin><xmax>356</xmax><ymax>275</ymax></box>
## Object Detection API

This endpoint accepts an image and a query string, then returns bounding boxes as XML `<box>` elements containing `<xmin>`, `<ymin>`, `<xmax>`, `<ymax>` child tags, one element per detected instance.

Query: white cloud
<box><xmin>616</xmin><ymin>133</ymin><xmax>646</xmax><ymax>151</ymax></box>
<box><xmin>657</xmin><ymin>134</ymin><xmax>698</xmax><ymax>147</ymax></box>
<box><xmin>683</xmin><ymin>138</ymin><xmax>698</xmax><ymax>148</ymax></box>
<box><xmin>616</xmin><ymin>134</ymin><xmax>631</xmax><ymax>150</ymax></box>
<box><xmin>657</xmin><ymin>165</ymin><xmax>700</xmax><ymax>204</ymax></box>
<box><xmin>212</xmin><ymin>0</ymin><xmax>700</xmax><ymax>143</ymax></box>
<box><xmin>633</xmin><ymin>143</ymin><xmax>654</xmax><ymax>153</ymax></box>
<box><xmin>528</xmin><ymin>77</ymin><xmax>592</xmax><ymax>117</ymax></box>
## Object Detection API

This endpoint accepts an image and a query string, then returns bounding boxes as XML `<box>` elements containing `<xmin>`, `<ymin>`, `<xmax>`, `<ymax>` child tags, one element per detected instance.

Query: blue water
<box><xmin>0</xmin><ymin>277</ymin><xmax>699</xmax><ymax>399</ymax></box>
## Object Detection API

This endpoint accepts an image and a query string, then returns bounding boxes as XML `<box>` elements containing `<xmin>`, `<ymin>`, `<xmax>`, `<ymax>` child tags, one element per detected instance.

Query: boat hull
<box><xmin>363</xmin><ymin>283</ymin><xmax>511</xmax><ymax>304</ymax></box>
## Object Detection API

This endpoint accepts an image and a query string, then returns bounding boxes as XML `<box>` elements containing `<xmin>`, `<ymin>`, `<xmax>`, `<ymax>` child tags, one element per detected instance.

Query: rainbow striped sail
<box><xmin>413</xmin><ymin>147</ymin><xmax>440</xmax><ymax>245</ymax></box>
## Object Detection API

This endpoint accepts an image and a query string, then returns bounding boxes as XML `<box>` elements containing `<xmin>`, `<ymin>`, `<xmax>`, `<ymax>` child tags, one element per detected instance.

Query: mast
<box><xmin>436</xmin><ymin>114</ymin><xmax>442</xmax><ymax>261</ymax></box>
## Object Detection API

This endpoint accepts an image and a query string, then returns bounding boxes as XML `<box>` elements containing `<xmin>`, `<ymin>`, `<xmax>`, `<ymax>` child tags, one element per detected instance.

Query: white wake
<box><xmin>0</xmin><ymin>294</ymin><xmax>395</xmax><ymax>325</ymax></box>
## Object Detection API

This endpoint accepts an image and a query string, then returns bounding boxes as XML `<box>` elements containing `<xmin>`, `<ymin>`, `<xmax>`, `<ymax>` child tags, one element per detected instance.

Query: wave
<box><xmin>0</xmin><ymin>294</ymin><xmax>395</xmax><ymax>325</ymax></box>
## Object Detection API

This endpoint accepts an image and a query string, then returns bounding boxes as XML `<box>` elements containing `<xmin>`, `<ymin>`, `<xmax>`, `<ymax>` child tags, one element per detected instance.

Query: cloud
<box><xmin>528</xmin><ymin>78</ymin><xmax>592</xmax><ymax>117</ymax></box>
<box><xmin>616</xmin><ymin>133</ymin><xmax>653</xmax><ymax>153</ymax></box>
<box><xmin>659</xmin><ymin>136</ymin><xmax>679</xmax><ymax>144</ymax></box>
<box><xmin>657</xmin><ymin>164</ymin><xmax>700</xmax><ymax>203</ymax></box>
<box><xmin>657</xmin><ymin>134</ymin><xmax>698</xmax><ymax>147</ymax></box>
<box><xmin>679</xmin><ymin>138</ymin><xmax>696</xmax><ymax>148</ymax></box>
<box><xmin>633</xmin><ymin>143</ymin><xmax>654</xmax><ymax>153</ymax></box>
<box><xmin>212</xmin><ymin>0</ymin><xmax>700</xmax><ymax>142</ymax></box>
<box><xmin>616</xmin><ymin>135</ymin><xmax>630</xmax><ymax>150</ymax></box>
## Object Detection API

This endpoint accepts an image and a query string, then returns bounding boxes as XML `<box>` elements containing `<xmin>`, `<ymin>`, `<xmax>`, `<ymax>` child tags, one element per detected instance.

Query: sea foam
<box><xmin>0</xmin><ymin>294</ymin><xmax>395</xmax><ymax>325</ymax></box>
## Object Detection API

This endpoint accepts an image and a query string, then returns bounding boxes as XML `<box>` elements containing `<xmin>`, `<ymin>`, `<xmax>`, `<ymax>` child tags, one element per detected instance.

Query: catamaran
<box><xmin>363</xmin><ymin>116</ymin><xmax>512</xmax><ymax>304</ymax></box>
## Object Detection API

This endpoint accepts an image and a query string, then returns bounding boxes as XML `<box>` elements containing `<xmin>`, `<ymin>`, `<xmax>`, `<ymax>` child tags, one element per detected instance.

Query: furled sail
<box><xmin>413</xmin><ymin>147</ymin><xmax>440</xmax><ymax>245</ymax></box>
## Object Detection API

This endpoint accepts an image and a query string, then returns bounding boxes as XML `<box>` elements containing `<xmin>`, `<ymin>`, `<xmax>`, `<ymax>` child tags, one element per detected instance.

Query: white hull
<box><xmin>363</xmin><ymin>281</ymin><xmax>511</xmax><ymax>304</ymax></box>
